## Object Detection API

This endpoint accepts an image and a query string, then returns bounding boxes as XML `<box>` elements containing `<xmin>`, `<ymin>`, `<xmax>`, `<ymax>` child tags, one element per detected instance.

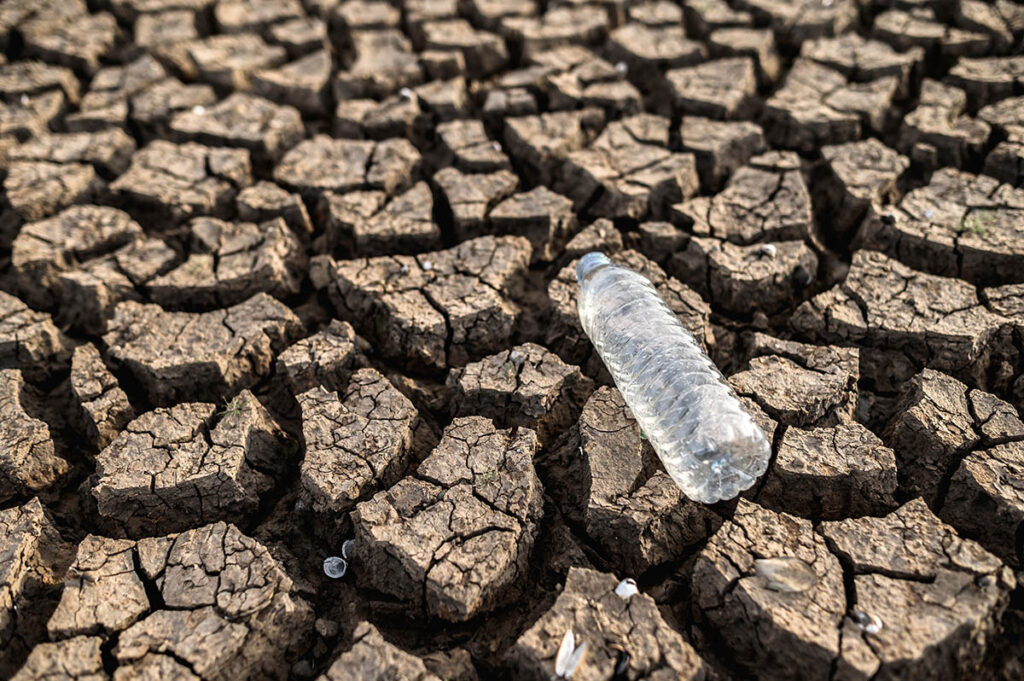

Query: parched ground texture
<box><xmin>1</xmin><ymin>0</ymin><xmax>1024</xmax><ymax>680</ymax></box>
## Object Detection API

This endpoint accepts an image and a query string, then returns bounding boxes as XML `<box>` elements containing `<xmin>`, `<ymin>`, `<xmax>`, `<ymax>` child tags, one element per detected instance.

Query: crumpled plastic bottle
<box><xmin>576</xmin><ymin>252</ymin><xmax>771</xmax><ymax>504</ymax></box>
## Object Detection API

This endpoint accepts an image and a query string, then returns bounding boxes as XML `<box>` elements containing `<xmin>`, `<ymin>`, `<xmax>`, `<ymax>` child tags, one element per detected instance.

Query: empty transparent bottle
<box><xmin>576</xmin><ymin>252</ymin><xmax>770</xmax><ymax>503</ymax></box>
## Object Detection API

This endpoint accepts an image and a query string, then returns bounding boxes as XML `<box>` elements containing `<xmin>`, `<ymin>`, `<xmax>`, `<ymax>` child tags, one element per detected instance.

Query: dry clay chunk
<box><xmin>334</xmin><ymin>29</ymin><xmax>421</xmax><ymax>100</ymax></box>
<box><xmin>673</xmin><ymin>151</ymin><xmax>813</xmax><ymax>245</ymax></box>
<box><xmin>0</xmin><ymin>60</ymin><xmax>79</xmax><ymax>103</ymax></box>
<box><xmin>277</xmin><ymin>319</ymin><xmax>368</xmax><ymax>394</ymax></box>
<box><xmin>110</xmin><ymin>141</ymin><xmax>252</xmax><ymax>226</ymax></box>
<box><xmin>170</xmin><ymin>93</ymin><xmax>304</xmax><ymax>166</ymax></box>
<box><xmin>52</xmin><ymin>236</ymin><xmax>177</xmax><ymax>337</ymax></box>
<box><xmin>148</xmin><ymin>217</ymin><xmax>306</xmax><ymax>309</ymax></box>
<box><xmin>541</xmin><ymin>54</ymin><xmax>642</xmax><ymax>116</ymax></box>
<box><xmin>5</xmin><ymin>128</ymin><xmax>136</xmax><ymax>177</ymax></box>
<box><xmin>434</xmin><ymin>116</ymin><xmax>511</xmax><ymax>173</ymax></box>
<box><xmin>577</xmin><ymin>386</ymin><xmax>719</xmax><ymax>575</ymax></box>
<box><xmin>561</xmin><ymin>217</ymin><xmax>624</xmax><ymax>262</ymax></box>
<box><xmin>236</xmin><ymin>181</ymin><xmax>312</xmax><ymax>235</ymax></box>
<box><xmin>679</xmin><ymin>117</ymin><xmax>766</xmax><ymax>191</ymax></box>
<box><xmin>10</xmin><ymin>636</ymin><xmax>106</xmax><ymax>681</ymax></box>
<box><xmin>314</xmin><ymin>235</ymin><xmax>530</xmax><ymax>370</ymax></box>
<box><xmin>507</xmin><ymin>567</ymin><xmax>708</xmax><ymax>681</ymax></box>
<box><xmin>0</xmin><ymin>499</ymin><xmax>70</xmax><ymax>678</ymax></box>
<box><xmin>947</xmin><ymin>55</ymin><xmax>1024</xmax><ymax>109</ymax></box>
<box><xmin>979</xmin><ymin>97</ymin><xmax>1024</xmax><ymax>185</ymax></box>
<box><xmin>18</xmin><ymin>8</ymin><xmax>117</xmax><ymax>75</ymax></box>
<box><xmin>318</xmin><ymin>621</ymin><xmax>440</xmax><ymax>681</ymax></box>
<box><xmin>870</xmin><ymin>8</ymin><xmax>990</xmax><ymax>59</ymax></box>
<box><xmin>605</xmin><ymin>22</ymin><xmax>705</xmax><ymax>93</ymax></box>
<box><xmin>985</xmin><ymin>144</ymin><xmax>1024</xmax><ymax>195</ymax></box>
<box><xmin>733</xmin><ymin>0</ymin><xmax>855</xmax><ymax>47</ymax></box>
<box><xmin>818</xmin><ymin>139</ymin><xmax>909</xmax><ymax>240</ymax></box>
<box><xmin>763</xmin><ymin>59</ymin><xmax>897</xmax><ymax>151</ymax></box>
<box><xmin>944</xmin><ymin>439</ymin><xmax>1024</xmax><ymax>567</ymax></box>
<box><xmin>800</xmin><ymin>33</ymin><xmax>923</xmax><ymax>95</ymax></box>
<box><xmin>37</xmin><ymin>522</ymin><xmax>313</xmax><ymax>679</ymax></box>
<box><xmin>447</xmin><ymin>342</ymin><xmax>593</xmax><ymax>446</ymax></box>
<box><xmin>11</xmin><ymin>205</ymin><xmax>142</xmax><ymax>309</ymax></box>
<box><xmin>420</xmin><ymin>19</ymin><xmax>508</xmax><ymax>79</ymax></box>
<box><xmin>92</xmin><ymin>391</ymin><xmax>290</xmax><ymax>536</ymax></box>
<box><xmin>668</xmin><ymin>237</ymin><xmax>818</xmax><ymax>316</ymax></box>
<box><xmin>298</xmin><ymin>368</ymin><xmax>418</xmax><ymax>516</ymax></box>
<box><xmin>0</xmin><ymin>291</ymin><xmax>70</xmax><ymax>380</ymax></box>
<box><xmin>501</xmin><ymin>6</ymin><xmax>609</xmax><ymax>59</ymax></box>
<box><xmin>351</xmin><ymin>416</ymin><xmax>542</xmax><ymax>621</ymax></box>
<box><xmin>336</xmin><ymin>92</ymin><xmax>420</xmax><ymax>140</ymax></box>
<box><xmin>856</xmin><ymin>168</ymin><xmax>1024</xmax><ymax>286</ymax></box>
<box><xmin>730</xmin><ymin>334</ymin><xmax>859</xmax><ymax>428</ymax></box>
<box><xmin>69</xmin><ymin>55</ymin><xmax>167</xmax><ymax>131</ymax></box>
<box><xmin>791</xmin><ymin>250</ymin><xmax>1009</xmax><ymax>386</ymax></box>
<box><xmin>666</xmin><ymin>57</ymin><xmax>757</xmax><ymax>120</ymax></box>
<box><xmin>547</xmin><ymin>250</ymin><xmax>712</xmax><ymax>371</ymax></box>
<box><xmin>130</xmin><ymin>78</ymin><xmax>217</xmax><ymax>141</ymax></box>
<box><xmin>897</xmin><ymin>79</ymin><xmax>990</xmax><ymax>172</ymax></box>
<box><xmin>590</xmin><ymin>113</ymin><xmax>670</xmax><ymax>151</ymax></box>
<box><xmin>123</xmin><ymin>523</ymin><xmax>312</xmax><ymax>678</ymax></box>
<box><xmin>693</xmin><ymin>500</ymin><xmax>846</xmax><ymax>681</ymax></box>
<box><xmin>274</xmin><ymin>135</ymin><xmax>420</xmax><ymax>200</ymax></box>
<box><xmin>74</xmin><ymin>52</ymin><xmax>165</xmax><ymax>107</ymax></box>
<box><xmin>884</xmin><ymin>368</ymin><xmax>1024</xmax><ymax>508</ymax></box>
<box><xmin>0</xmin><ymin>370</ymin><xmax>68</xmax><ymax>503</ymax></box>
<box><xmin>503</xmin><ymin>108</ymin><xmax>603</xmax><ymax>185</ymax></box>
<box><xmin>821</xmin><ymin>499</ymin><xmax>1015</xmax><ymax>681</ymax></box>
<box><xmin>318</xmin><ymin>183</ymin><xmax>439</xmax><ymax>256</ymax></box>
<box><xmin>435</xmin><ymin>167</ymin><xmax>517</xmax><ymax>241</ymax></box>
<box><xmin>2</xmin><ymin>161</ymin><xmax>102</xmax><ymax>236</ymax></box>
<box><xmin>48</xmin><ymin>536</ymin><xmax>148</xmax><ymax>639</ymax></box>
<box><xmin>103</xmin><ymin>293</ymin><xmax>302</xmax><ymax>405</ymax></box>
<box><xmin>754</xmin><ymin>422</ymin><xmax>898</xmax><ymax>519</ymax></box>
<box><xmin>215</xmin><ymin>0</ymin><xmax>303</xmax><ymax>34</ymax></box>
<box><xmin>70</xmin><ymin>344</ymin><xmax>134</xmax><ymax>451</ymax></box>
<box><xmin>556</xmin><ymin>139</ymin><xmax>698</xmax><ymax>220</ymax></box>
<box><xmin>489</xmin><ymin>186</ymin><xmax>577</xmax><ymax>263</ymax></box>
<box><xmin>0</xmin><ymin>90</ymin><xmax>66</xmax><ymax>142</ymax></box>
<box><xmin>184</xmin><ymin>33</ymin><xmax>286</xmax><ymax>90</ymax></box>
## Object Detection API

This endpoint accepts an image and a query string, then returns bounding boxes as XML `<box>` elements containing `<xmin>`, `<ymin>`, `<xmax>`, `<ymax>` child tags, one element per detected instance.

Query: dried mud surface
<box><xmin>1</xmin><ymin>1</ymin><xmax>1023</xmax><ymax>680</ymax></box>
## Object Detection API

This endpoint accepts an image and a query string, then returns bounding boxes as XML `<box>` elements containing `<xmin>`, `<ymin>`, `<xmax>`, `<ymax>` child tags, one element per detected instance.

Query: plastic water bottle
<box><xmin>576</xmin><ymin>252</ymin><xmax>770</xmax><ymax>503</ymax></box>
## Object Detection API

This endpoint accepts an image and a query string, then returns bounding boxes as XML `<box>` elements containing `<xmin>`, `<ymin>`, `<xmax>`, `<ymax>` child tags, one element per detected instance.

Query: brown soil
<box><xmin>1</xmin><ymin>2</ymin><xmax>1023</xmax><ymax>680</ymax></box>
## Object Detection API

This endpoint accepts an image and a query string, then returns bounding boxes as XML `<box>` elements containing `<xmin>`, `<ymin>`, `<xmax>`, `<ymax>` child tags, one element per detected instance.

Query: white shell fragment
<box><xmin>420</xmin><ymin>260</ymin><xmax>433</xmax><ymax>271</ymax></box>
<box><xmin>852</xmin><ymin>610</ymin><xmax>883</xmax><ymax>634</ymax></box>
<box><xmin>341</xmin><ymin>539</ymin><xmax>355</xmax><ymax>560</ymax></box>
<box><xmin>754</xmin><ymin>557</ymin><xmax>817</xmax><ymax>593</ymax></box>
<box><xmin>323</xmin><ymin>556</ymin><xmax>348</xmax><ymax>579</ymax></box>
<box><xmin>555</xmin><ymin>630</ymin><xmax>588</xmax><ymax>679</ymax></box>
<box><xmin>615</xmin><ymin>578</ymin><xmax>639</xmax><ymax>599</ymax></box>
<box><xmin>757</xmin><ymin>243</ymin><xmax>777</xmax><ymax>258</ymax></box>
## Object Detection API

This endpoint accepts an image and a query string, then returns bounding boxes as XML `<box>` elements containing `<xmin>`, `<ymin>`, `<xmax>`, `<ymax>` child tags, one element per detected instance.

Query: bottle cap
<box><xmin>576</xmin><ymin>252</ymin><xmax>611</xmax><ymax>284</ymax></box>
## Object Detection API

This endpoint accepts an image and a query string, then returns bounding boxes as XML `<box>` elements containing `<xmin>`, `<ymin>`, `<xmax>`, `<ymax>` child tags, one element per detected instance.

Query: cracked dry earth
<box><xmin>2</xmin><ymin>1</ymin><xmax>1024</xmax><ymax>681</ymax></box>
